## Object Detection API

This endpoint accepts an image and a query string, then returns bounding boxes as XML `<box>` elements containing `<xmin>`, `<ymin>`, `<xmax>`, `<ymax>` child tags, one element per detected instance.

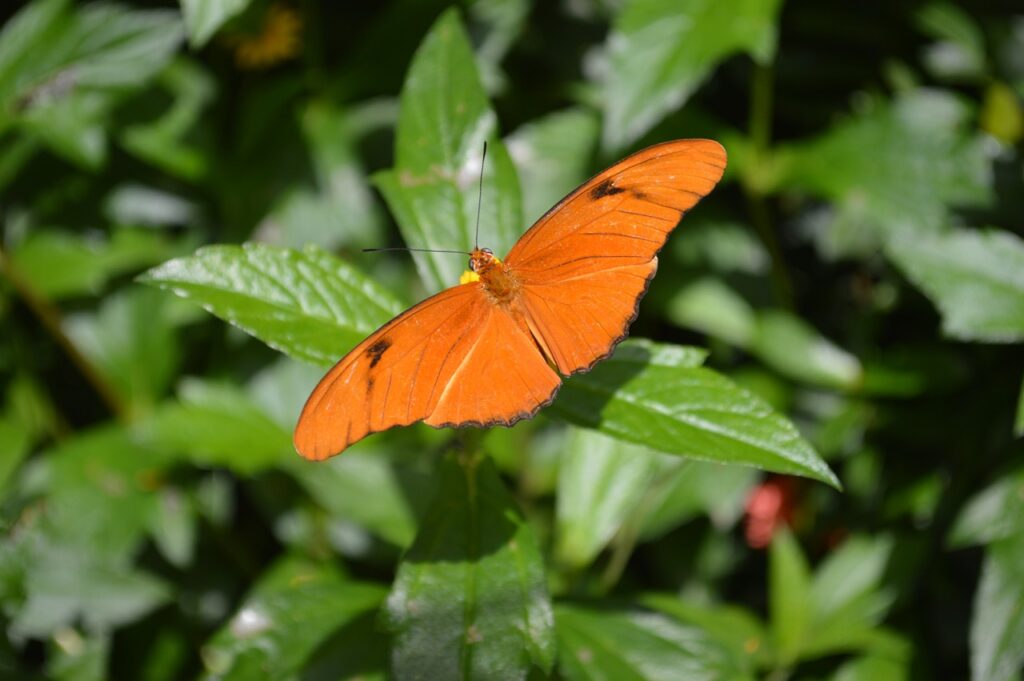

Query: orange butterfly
<box><xmin>294</xmin><ymin>139</ymin><xmax>727</xmax><ymax>460</ymax></box>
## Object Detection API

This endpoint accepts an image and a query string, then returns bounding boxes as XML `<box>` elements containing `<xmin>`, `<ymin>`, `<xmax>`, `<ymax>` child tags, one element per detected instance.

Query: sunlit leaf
<box><xmin>374</xmin><ymin>8</ymin><xmax>522</xmax><ymax>293</ymax></box>
<box><xmin>550</xmin><ymin>340</ymin><xmax>840</xmax><ymax>488</ymax></box>
<box><xmin>888</xmin><ymin>227</ymin><xmax>1024</xmax><ymax>343</ymax></box>
<box><xmin>384</xmin><ymin>455</ymin><xmax>555</xmax><ymax>680</ymax></box>
<box><xmin>140</xmin><ymin>243</ymin><xmax>403</xmax><ymax>365</ymax></box>
<box><xmin>602</xmin><ymin>0</ymin><xmax>783</xmax><ymax>150</ymax></box>
<box><xmin>201</xmin><ymin>555</ymin><xmax>387</xmax><ymax>680</ymax></box>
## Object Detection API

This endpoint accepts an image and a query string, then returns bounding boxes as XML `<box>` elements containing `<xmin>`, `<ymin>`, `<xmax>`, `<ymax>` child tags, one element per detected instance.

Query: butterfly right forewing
<box><xmin>507</xmin><ymin>139</ymin><xmax>726</xmax><ymax>375</ymax></box>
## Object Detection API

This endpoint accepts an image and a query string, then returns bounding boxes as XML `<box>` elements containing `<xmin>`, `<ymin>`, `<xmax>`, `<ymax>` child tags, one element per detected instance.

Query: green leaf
<box><xmin>948</xmin><ymin>467</ymin><xmax>1024</xmax><ymax>548</ymax></box>
<box><xmin>555</xmin><ymin>602</ymin><xmax>748</xmax><ymax>681</ymax></box>
<box><xmin>374</xmin><ymin>8</ymin><xmax>523</xmax><ymax>293</ymax></box>
<box><xmin>971</xmin><ymin>532</ymin><xmax>1024</xmax><ymax>681</ymax></box>
<box><xmin>384</xmin><ymin>455</ymin><xmax>555</xmax><ymax>680</ymax></box>
<box><xmin>506</xmin><ymin>108</ymin><xmax>600</xmax><ymax>225</ymax></box>
<box><xmin>64</xmin><ymin>287</ymin><xmax>181</xmax><ymax>414</ymax></box>
<box><xmin>777</xmin><ymin>89</ymin><xmax>992</xmax><ymax>254</ymax></box>
<box><xmin>888</xmin><ymin>227</ymin><xmax>1024</xmax><ymax>343</ymax></box>
<box><xmin>140</xmin><ymin>243</ymin><xmax>403</xmax><ymax>366</ymax></box>
<box><xmin>549</xmin><ymin>339</ymin><xmax>840</xmax><ymax>488</ymax></box>
<box><xmin>179</xmin><ymin>0</ymin><xmax>251</xmax><ymax>48</ymax></box>
<box><xmin>602</xmin><ymin>0</ymin><xmax>783</xmax><ymax>150</ymax></box>
<box><xmin>555</xmin><ymin>428</ymin><xmax>663</xmax><ymax>569</ymax></box>
<box><xmin>143</xmin><ymin>379</ymin><xmax>292</xmax><ymax>473</ymax></box>
<box><xmin>769</xmin><ymin>529</ymin><xmax>813</xmax><ymax>665</ymax></box>
<box><xmin>201</xmin><ymin>555</ymin><xmax>387</xmax><ymax>680</ymax></box>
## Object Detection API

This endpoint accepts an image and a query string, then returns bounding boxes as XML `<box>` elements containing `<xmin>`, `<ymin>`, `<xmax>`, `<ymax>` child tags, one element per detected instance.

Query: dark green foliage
<box><xmin>1</xmin><ymin>1</ymin><xmax>1023</xmax><ymax>679</ymax></box>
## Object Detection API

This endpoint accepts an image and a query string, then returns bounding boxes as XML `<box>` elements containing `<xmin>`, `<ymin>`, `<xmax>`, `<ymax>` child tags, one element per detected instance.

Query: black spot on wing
<box><xmin>366</xmin><ymin>337</ymin><xmax>391</xmax><ymax>368</ymax></box>
<box><xmin>590</xmin><ymin>178</ymin><xmax>625</xmax><ymax>200</ymax></box>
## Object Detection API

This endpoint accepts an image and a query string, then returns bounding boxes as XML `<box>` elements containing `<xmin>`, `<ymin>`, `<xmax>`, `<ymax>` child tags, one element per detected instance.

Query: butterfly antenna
<box><xmin>474</xmin><ymin>141</ymin><xmax>487</xmax><ymax>249</ymax></box>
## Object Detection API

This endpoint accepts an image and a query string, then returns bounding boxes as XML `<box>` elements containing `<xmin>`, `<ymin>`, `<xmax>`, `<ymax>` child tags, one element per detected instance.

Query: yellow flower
<box><xmin>230</xmin><ymin>4</ymin><xmax>302</xmax><ymax>70</ymax></box>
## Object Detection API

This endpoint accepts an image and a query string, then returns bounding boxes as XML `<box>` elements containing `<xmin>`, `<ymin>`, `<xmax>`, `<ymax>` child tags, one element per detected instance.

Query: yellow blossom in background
<box><xmin>229</xmin><ymin>3</ymin><xmax>302</xmax><ymax>70</ymax></box>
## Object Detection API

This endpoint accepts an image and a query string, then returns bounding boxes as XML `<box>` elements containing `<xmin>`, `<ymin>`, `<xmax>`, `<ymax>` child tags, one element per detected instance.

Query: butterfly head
<box><xmin>468</xmin><ymin>247</ymin><xmax>499</xmax><ymax>274</ymax></box>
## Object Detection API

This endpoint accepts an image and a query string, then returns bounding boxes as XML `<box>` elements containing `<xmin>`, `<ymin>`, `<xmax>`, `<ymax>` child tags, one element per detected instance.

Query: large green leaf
<box><xmin>555</xmin><ymin>603</ymin><xmax>748</xmax><ymax>681</ymax></box>
<box><xmin>602</xmin><ymin>0</ymin><xmax>783</xmax><ymax>150</ymax></box>
<box><xmin>777</xmin><ymin>89</ymin><xmax>992</xmax><ymax>254</ymax></box>
<box><xmin>549</xmin><ymin>340</ymin><xmax>840</xmax><ymax>488</ymax></box>
<box><xmin>888</xmin><ymin>227</ymin><xmax>1024</xmax><ymax>343</ymax></box>
<box><xmin>374</xmin><ymin>8</ymin><xmax>523</xmax><ymax>293</ymax></box>
<box><xmin>201</xmin><ymin>555</ymin><xmax>387</xmax><ymax>680</ymax></box>
<box><xmin>971</xmin><ymin>532</ymin><xmax>1024</xmax><ymax>681</ymax></box>
<box><xmin>179</xmin><ymin>0</ymin><xmax>251</xmax><ymax>48</ymax></box>
<box><xmin>383</xmin><ymin>455</ymin><xmax>554</xmax><ymax>680</ymax></box>
<box><xmin>140</xmin><ymin>243</ymin><xmax>403</xmax><ymax>366</ymax></box>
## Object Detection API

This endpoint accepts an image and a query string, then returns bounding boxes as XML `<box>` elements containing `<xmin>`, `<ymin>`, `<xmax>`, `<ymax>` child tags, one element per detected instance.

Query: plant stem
<box><xmin>0</xmin><ymin>246</ymin><xmax>128</xmax><ymax>422</ymax></box>
<box><xmin>745</xmin><ymin>60</ymin><xmax>794</xmax><ymax>309</ymax></box>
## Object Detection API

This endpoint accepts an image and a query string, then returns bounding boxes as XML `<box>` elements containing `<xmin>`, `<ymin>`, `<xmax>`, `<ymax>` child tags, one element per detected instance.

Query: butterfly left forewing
<box><xmin>294</xmin><ymin>282</ymin><xmax>561</xmax><ymax>460</ymax></box>
<box><xmin>506</xmin><ymin>139</ymin><xmax>726</xmax><ymax>375</ymax></box>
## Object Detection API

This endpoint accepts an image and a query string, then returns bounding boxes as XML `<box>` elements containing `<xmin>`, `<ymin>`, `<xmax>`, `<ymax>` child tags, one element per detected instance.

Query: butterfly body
<box><xmin>468</xmin><ymin>248</ymin><xmax>520</xmax><ymax>305</ymax></box>
<box><xmin>295</xmin><ymin>139</ymin><xmax>727</xmax><ymax>460</ymax></box>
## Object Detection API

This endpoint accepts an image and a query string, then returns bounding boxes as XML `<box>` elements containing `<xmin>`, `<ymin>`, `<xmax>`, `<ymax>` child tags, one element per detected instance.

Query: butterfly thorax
<box><xmin>468</xmin><ymin>247</ymin><xmax>520</xmax><ymax>304</ymax></box>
